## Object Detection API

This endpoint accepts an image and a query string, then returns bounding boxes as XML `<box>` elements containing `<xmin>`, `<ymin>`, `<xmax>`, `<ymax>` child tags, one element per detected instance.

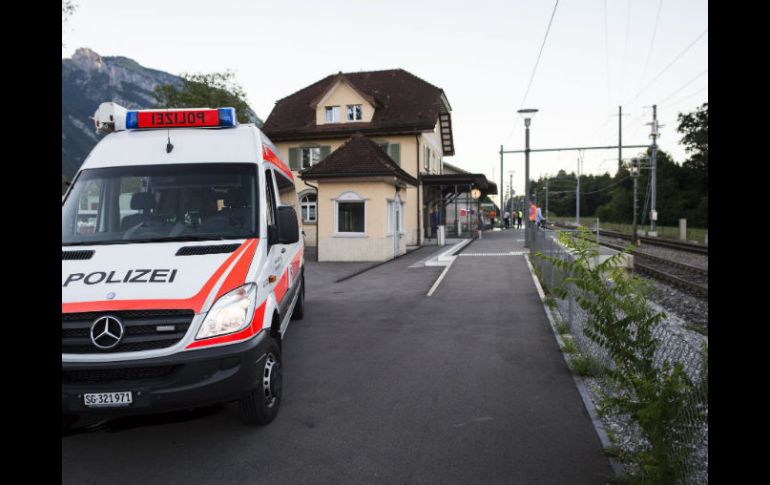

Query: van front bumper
<box><xmin>62</xmin><ymin>330</ymin><xmax>271</xmax><ymax>416</ymax></box>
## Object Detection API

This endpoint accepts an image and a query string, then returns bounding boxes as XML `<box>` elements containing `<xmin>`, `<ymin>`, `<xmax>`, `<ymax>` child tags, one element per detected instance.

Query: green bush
<box><xmin>536</xmin><ymin>227</ymin><xmax>703</xmax><ymax>483</ymax></box>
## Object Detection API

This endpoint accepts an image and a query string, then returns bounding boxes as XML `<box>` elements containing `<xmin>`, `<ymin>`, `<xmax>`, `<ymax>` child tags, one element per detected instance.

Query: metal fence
<box><xmin>529</xmin><ymin>227</ymin><xmax>708</xmax><ymax>484</ymax></box>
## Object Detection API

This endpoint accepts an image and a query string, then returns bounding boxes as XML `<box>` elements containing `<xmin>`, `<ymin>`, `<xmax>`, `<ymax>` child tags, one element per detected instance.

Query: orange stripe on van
<box><xmin>262</xmin><ymin>145</ymin><xmax>294</xmax><ymax>181</ymax></box>
<box><xmin>214</xmin><ymin>239</ymin><xmax>258</xmax><ymax>299</ymax></box>
<box><xmin>61</xmin><ymin>239</ymin><xmax>257</xmax><ymax>314</ymax></box>
<box><xmin>273</xmin><ymin>269</ymin><xmax>289</xmax><ymax>303</ymax></box>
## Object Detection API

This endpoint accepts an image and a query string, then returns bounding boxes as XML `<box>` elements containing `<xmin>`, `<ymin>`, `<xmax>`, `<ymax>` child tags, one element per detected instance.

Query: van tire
<box><xmin>238</xmin><ymin>338</ymin><xmax>282</xmax><ymax>425</ymax></box>
<box><xmin>290</xmin><ymin>273</ymin><xmax>304</xmax><ymax>320</ymax></box>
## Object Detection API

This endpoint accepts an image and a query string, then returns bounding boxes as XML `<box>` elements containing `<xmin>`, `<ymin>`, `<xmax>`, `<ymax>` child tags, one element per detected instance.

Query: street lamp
<box><xmin>518</xmin><ymin>108</ymin><xmax>538</xmax><ymax>247</ymax></box>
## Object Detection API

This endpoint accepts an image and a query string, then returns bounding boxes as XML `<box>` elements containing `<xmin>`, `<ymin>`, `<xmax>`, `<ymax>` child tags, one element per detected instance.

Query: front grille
<box><xmin>62</xmin><ymin>365</ymin><xmax>179</xmax><ymax>384</ymax></box>
<box><xmin>62</xmin><ymin>309</ymin><xmax>195</xmax><ymax>354</ymax></box>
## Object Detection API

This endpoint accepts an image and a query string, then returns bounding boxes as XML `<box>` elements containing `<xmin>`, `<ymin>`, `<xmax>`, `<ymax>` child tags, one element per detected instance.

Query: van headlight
<box><xmin>196</xmin><ymin>283</ymin><xmax>257</xmax><ymax>339</ymax></box>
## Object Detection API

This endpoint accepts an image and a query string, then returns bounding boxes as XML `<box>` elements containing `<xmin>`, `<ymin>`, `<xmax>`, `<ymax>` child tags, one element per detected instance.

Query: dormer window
<box><xmin>325</xmin><ymin>106</ymin><xmax>340</xmax><ymax>123</ymax></box>
<box><xmin>347</xmin><ymin>104</ymin><xmax>363</xmax><ymax>121</ymax></box>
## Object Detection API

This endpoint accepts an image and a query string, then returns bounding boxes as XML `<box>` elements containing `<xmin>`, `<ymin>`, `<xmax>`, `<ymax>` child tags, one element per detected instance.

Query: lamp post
<box><xmin>517</xmin><ymin>108</ymin><xmax>538</xmax><ymax>247</ymax></box>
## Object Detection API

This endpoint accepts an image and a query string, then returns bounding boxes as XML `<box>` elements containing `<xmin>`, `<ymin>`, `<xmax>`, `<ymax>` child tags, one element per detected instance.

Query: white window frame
<box><xmin>301</xmin><ymin>147</ymin><xmax>322</xmax><ymax>169</ymax></box>
<box><xmin>347</xmin><ymin>104</ymin><xmax>363</xmax><ymax>121</ymax></box>
<box><xmin>300</xmin><ymin>191</ymin><xmax>317</xmax><ymax>224</ymax></box>
<box><xmin>333</xmin><ymin>191</ymin><xmax>367</xmax><ymax>237</ymax></box>
<box><xmin>325</xmin><ymin>106</ymin><xmax>340</xmax><ymax>123</ymax></box>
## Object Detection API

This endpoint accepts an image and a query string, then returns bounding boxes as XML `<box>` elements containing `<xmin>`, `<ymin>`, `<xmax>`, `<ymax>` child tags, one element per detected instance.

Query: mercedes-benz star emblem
<box><xmin>90</xmin><ymin>316</ymin><xmax>124</xmax><ymax>350</ymax></box>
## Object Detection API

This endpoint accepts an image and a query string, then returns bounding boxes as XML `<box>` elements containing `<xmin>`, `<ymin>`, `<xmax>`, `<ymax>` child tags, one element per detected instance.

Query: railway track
<box><xmin>598</xmin><ymin>229</ymin><xmax>708</xmax><ymax>255</ymax></box>
<box><xmin>551</xmin><ymin>222</ymin><xmax>708</xmax><ymax>254</ymax></box>
<box><xmin>549</xmin><ymin>222</ymin><xmax>709</xmax><ymax>297</ymax></box>
<box><xmin>599</xmin><ymin>240</ymin><xmax>708</xmax><ymax>298</ymax></box>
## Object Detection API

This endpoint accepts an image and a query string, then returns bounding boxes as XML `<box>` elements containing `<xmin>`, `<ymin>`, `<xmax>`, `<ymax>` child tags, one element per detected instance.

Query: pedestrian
<box><xmin>517</xmin><ymin>209</ymin><xmax>523</xmax><ymax>228</ymax></box>
<box><xmin>477</xmin><ymin>211</ymin><xmax>484</xmax><ymax>239</ymax></box>
<box><xmin>503</xmin><ymin>210</ymin><xmax>510</xmax><ymax>229</ymax></box>
<box><xmin>489</xmin><ymin>209</ymin><xmax>496</xmax><ymax>229</ymax></box>
<box><xmin>536</xmin><ymin>205</ymin><xmax>544</xmax><ymax>228</ymax></box>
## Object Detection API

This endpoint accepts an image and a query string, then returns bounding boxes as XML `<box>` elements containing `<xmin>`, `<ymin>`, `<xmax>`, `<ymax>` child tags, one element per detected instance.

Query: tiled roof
<box><xmin>300</xmin><ymin>134</ymin><xmax>419</xmax><ymax>186</ymax></box>
<box><xmin>262</xmin><ymin>69</ymin><xmax>447</xmax><ymax>142</ymax></box>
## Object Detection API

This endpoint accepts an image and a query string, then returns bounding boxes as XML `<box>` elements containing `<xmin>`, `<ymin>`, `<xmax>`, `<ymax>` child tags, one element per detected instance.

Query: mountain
<box><xmin>61</xmin><ymin>48</ymin><xmax>183</xmax><ymax>177</ymax></box>
<box><xmin>61</xmin><ymin>48</ymin><xmax>261</xmax><ymax>177</ymax></box>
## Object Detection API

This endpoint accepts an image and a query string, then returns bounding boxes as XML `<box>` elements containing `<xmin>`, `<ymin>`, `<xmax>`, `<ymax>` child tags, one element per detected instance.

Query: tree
<box><xmin>153</xmin><ymin>71</ymin><xmax>260</xmax><ymax>125</ymax></box>
<box><xmin>677</xmin><ymin>102</ymin><xmax>708</xmax><ymax>177</ymax></box>
<box><xmin>62</xmin><ymin>1</ymin><xmax>78</xmax><ymax>46</ymax></box>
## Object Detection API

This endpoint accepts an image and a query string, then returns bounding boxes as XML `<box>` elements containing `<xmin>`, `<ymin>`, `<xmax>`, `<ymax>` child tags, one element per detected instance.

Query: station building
<box><xmin>262</xmin><ymin>69</ymin><xmax>495</xmax><ymax>262</ymax></box>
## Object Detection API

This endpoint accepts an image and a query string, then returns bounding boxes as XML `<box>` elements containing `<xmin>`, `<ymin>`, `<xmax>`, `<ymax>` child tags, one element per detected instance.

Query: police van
<box><xmin>61</xmin><ymin>103</ymin><xmax>305</xmax><ymax>430</ymax></box>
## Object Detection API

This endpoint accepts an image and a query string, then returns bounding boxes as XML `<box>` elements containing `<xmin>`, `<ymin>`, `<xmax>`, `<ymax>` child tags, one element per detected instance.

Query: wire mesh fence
<box><xmin>530</xmin><ymin>226</ymin><xmax>708</xmax><ymax>484</ymax></box>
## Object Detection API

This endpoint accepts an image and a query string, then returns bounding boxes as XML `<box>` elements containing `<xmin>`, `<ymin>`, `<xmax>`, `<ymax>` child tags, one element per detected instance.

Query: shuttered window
<box><xmin>389</xmin><ymin>143</ymin><xmax>400</xmax><ymax>165</ymax></box>
<box><xmin>288</xmin><ymin>148</ymin><xmax>300</xmax><ymax>171</ymax></box>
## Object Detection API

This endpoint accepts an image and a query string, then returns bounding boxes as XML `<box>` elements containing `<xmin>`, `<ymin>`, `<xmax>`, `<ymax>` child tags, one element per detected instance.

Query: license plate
<box><xmin>83</xmin><ymin>391</ymin><xmax>133</xmax><ymax>407</ymax></box>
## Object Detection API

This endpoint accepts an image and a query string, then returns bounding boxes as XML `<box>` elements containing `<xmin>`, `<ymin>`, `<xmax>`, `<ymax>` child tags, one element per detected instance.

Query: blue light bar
<box><xmin>218</xmin><ymin>108</ymin><xmax>236</xmax><ymax>127</ymax></box>
<box><xmin>125</xmin><ymin>111</ymin><xmax>138</xmax><ymax>129</ymax></box>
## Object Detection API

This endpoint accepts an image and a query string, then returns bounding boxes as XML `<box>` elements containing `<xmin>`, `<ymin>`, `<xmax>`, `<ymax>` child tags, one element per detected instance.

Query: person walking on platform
<box><xmin>536</xmin><ymin>205</ymin><xmax>544</xmax><ymax>228</ymax></box>
<box><xmin>489</xmin><ymin>209</ymin><xmax>496</xmax><ymax>229</ymax></box>
<box><xmin>529</xmin><ymin>202</ymin><xmax>537</xmax><ymax>228</ymax></box>
<box><xmin>503</xmin><ymin>210</ymin><xmax>510</xmax><ymax>229</ymax></box>
<box><xmin>517</xmin><ymin>209</ymin><xmax>523</xmax><ymax>229</ymax></box>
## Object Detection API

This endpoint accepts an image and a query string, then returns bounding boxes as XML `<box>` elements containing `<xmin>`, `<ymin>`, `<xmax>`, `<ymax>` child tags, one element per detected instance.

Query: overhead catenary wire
<box><xmin>507</xmin><ymin>0</ymin><xmax>560</xmax><ymax>144</ymax></box>
<box><xmin>604</xmin><ymin>0</ymin><xmax>612</xmax><ymax>112</ymax></box>
<box><xmin>665</xmin><ymin>85</ymin><xmax>708</xmax><ymax>110</ymax></box>
<box><xmin>639</xmin><ymin>0</ymin><xmax>664</xmax><ymax>92</ymax></box>
<box><xmin>624</xmin><ymin>28</ymin><xmax>708</xmax><ymax>106</ymax></box>
<box><xmin>659</xmin><ymin>69</ymin><xmax>708</xmax><ymax>105</ymax></box>
<box><xmin>536</xmin><ymin>174</ymin><xmax>632</xmax><ymax>195</ymax></box>
<box><xmin>620</xmin><ymin>0</ymin><xmax>633</xmax><ymax>102</ymax></box>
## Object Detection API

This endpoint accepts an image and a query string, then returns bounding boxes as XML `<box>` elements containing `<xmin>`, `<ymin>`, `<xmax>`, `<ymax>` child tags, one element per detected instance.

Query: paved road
<box><xmin>62</xmin><ymin>229</ymin><xmax>612</xmax><ymax>485</ymax></box>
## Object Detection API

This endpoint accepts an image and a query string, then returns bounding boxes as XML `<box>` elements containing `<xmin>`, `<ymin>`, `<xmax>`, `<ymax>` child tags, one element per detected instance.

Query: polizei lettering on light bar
<box><xmin>63</xmin><ymin>269</ymin><xmax>179</xmax><ymax>287</ymax></box>
<box><xmin>125</xmin><ymin>108</ymin><xmax>236</xmax><ymax>130</ymax></box>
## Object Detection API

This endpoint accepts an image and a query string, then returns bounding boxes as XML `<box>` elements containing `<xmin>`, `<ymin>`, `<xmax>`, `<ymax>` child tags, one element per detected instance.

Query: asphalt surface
<box><xmin>62</xmin><ymin>229</ymin><xmax>613</xmax><ymax>484</ymax></box>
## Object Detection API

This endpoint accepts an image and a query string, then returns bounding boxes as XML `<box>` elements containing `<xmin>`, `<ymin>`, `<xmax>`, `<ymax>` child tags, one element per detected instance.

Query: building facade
<box><xmin>262</xmin><ymin>69</ymin><xmax>493</xmax><ymax>262</ymax></box>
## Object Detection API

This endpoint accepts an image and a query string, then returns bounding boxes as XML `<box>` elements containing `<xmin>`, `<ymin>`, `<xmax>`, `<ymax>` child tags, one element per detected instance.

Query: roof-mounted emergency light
<box><xmin>93</xmin><ymin>102</ymin><xmax>237</xmax><ymax>134</ymax></box>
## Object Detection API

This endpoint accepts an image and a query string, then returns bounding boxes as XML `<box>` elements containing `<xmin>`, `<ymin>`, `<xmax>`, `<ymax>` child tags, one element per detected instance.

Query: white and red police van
<box><xmin>62</xmin><ymin>103</ymin><xmax>305</xmax><ymax>430</ymax></box>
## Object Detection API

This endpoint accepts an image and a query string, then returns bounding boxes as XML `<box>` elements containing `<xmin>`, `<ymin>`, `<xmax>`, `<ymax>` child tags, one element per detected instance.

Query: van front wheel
<box><xmin>238</xmin><ymin>339</ymin><xmax>282</xmax><ymax>425</ymax></box>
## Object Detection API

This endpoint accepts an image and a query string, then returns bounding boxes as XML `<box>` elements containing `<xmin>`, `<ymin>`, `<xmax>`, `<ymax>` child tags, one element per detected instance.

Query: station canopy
<box><xmin>421</xmin><ymin>173</ymin><xmax>498</xmax><ymax>197</ymax></box>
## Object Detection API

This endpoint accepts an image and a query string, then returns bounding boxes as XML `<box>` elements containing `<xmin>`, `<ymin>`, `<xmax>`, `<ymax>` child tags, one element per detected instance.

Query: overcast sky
<box><xmin>62</xmin><ymin>0</ymin><xmax>707</xmax><ymax>205</ymax></box>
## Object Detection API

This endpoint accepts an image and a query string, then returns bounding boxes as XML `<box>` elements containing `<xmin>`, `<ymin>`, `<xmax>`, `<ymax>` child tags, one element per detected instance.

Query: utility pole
<box><xmin>631</xmin><ymin>157</ymin><xmax>640</xmax><ymax>245</ymax></box>
<box><xmin>509</xmin><ymin>173</ymin><xmax>513</xmax><ymax>215</ymax></box>
<box><xmin>575</xmin><ymin>157</ymin><xmax>581</xmax><ymax>226</ymax></box>
<box><xmin>545</xmin><ymin>179</ymin><xmax>549</xmax><ymax>223</ymax></box>
<box><xmin>618</xmin><ymin>106</ymin><xmax>622</xmax><ymax>170</ymax></box>
<box><xmin>649</xmin><ymin>105</ymin><xmax>659</xmax><ymax>236</ymax></box>
<box><xmin>499</xmin><ymin>145</ymin><xmax>504</xmax><ymax>229</ymax></box>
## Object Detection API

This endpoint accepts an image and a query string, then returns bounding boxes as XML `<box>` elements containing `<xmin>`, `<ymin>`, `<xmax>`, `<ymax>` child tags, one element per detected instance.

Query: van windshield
<box><xmin>62</xmin><ymin>163</ymin><xmax>258</xmax><ymax>246</ymax></box>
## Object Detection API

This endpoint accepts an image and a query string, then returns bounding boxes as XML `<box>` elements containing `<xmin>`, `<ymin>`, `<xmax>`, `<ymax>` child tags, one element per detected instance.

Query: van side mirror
<box><xmin>276</xmin><ymin>206</ymin><xmax>299</xmax><ymax>244</ymax></box>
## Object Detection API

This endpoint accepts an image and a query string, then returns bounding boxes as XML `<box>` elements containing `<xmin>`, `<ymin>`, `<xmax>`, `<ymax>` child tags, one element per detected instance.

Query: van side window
<box><xmin>264</xmin><ymin>169</ymin><xmax>277</xmax><ymax>226</ymax></box>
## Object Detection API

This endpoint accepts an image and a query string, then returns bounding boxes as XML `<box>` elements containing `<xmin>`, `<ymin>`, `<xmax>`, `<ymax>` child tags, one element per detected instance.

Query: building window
<box><xmin>325</xmin><ymin>106</ymin><xmax>340</xmax><ymax>123</ymax></box>
<box><xmin>300</xmin><ymin>192</ymin><xmax>317</xmax><ymax>223</ymax></box>
<box><xmin>338</xmin><ymin>203</ymin><xmax>364</xmax><ymax>232</ymax></box>
<box><xmin>347</xmin><ymin>104</ymin><xmax>363</xmax><ymax>121</ymax></box>
<box><xmin>302</xmin><ymin>147</ymin><xmax>322</xmax><ymax>169</ymax></box>
<box><xmin>334</xmin><ymin>191</ymin><xmax>367</xmax><ymax>236</ymax></box>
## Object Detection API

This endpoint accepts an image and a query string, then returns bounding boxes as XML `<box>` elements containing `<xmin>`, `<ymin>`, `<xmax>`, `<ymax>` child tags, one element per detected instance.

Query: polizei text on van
<box><xmin>63</xmin><ymin>269</ymin><xmax>179</xmax><ymax>287</ymax></box>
